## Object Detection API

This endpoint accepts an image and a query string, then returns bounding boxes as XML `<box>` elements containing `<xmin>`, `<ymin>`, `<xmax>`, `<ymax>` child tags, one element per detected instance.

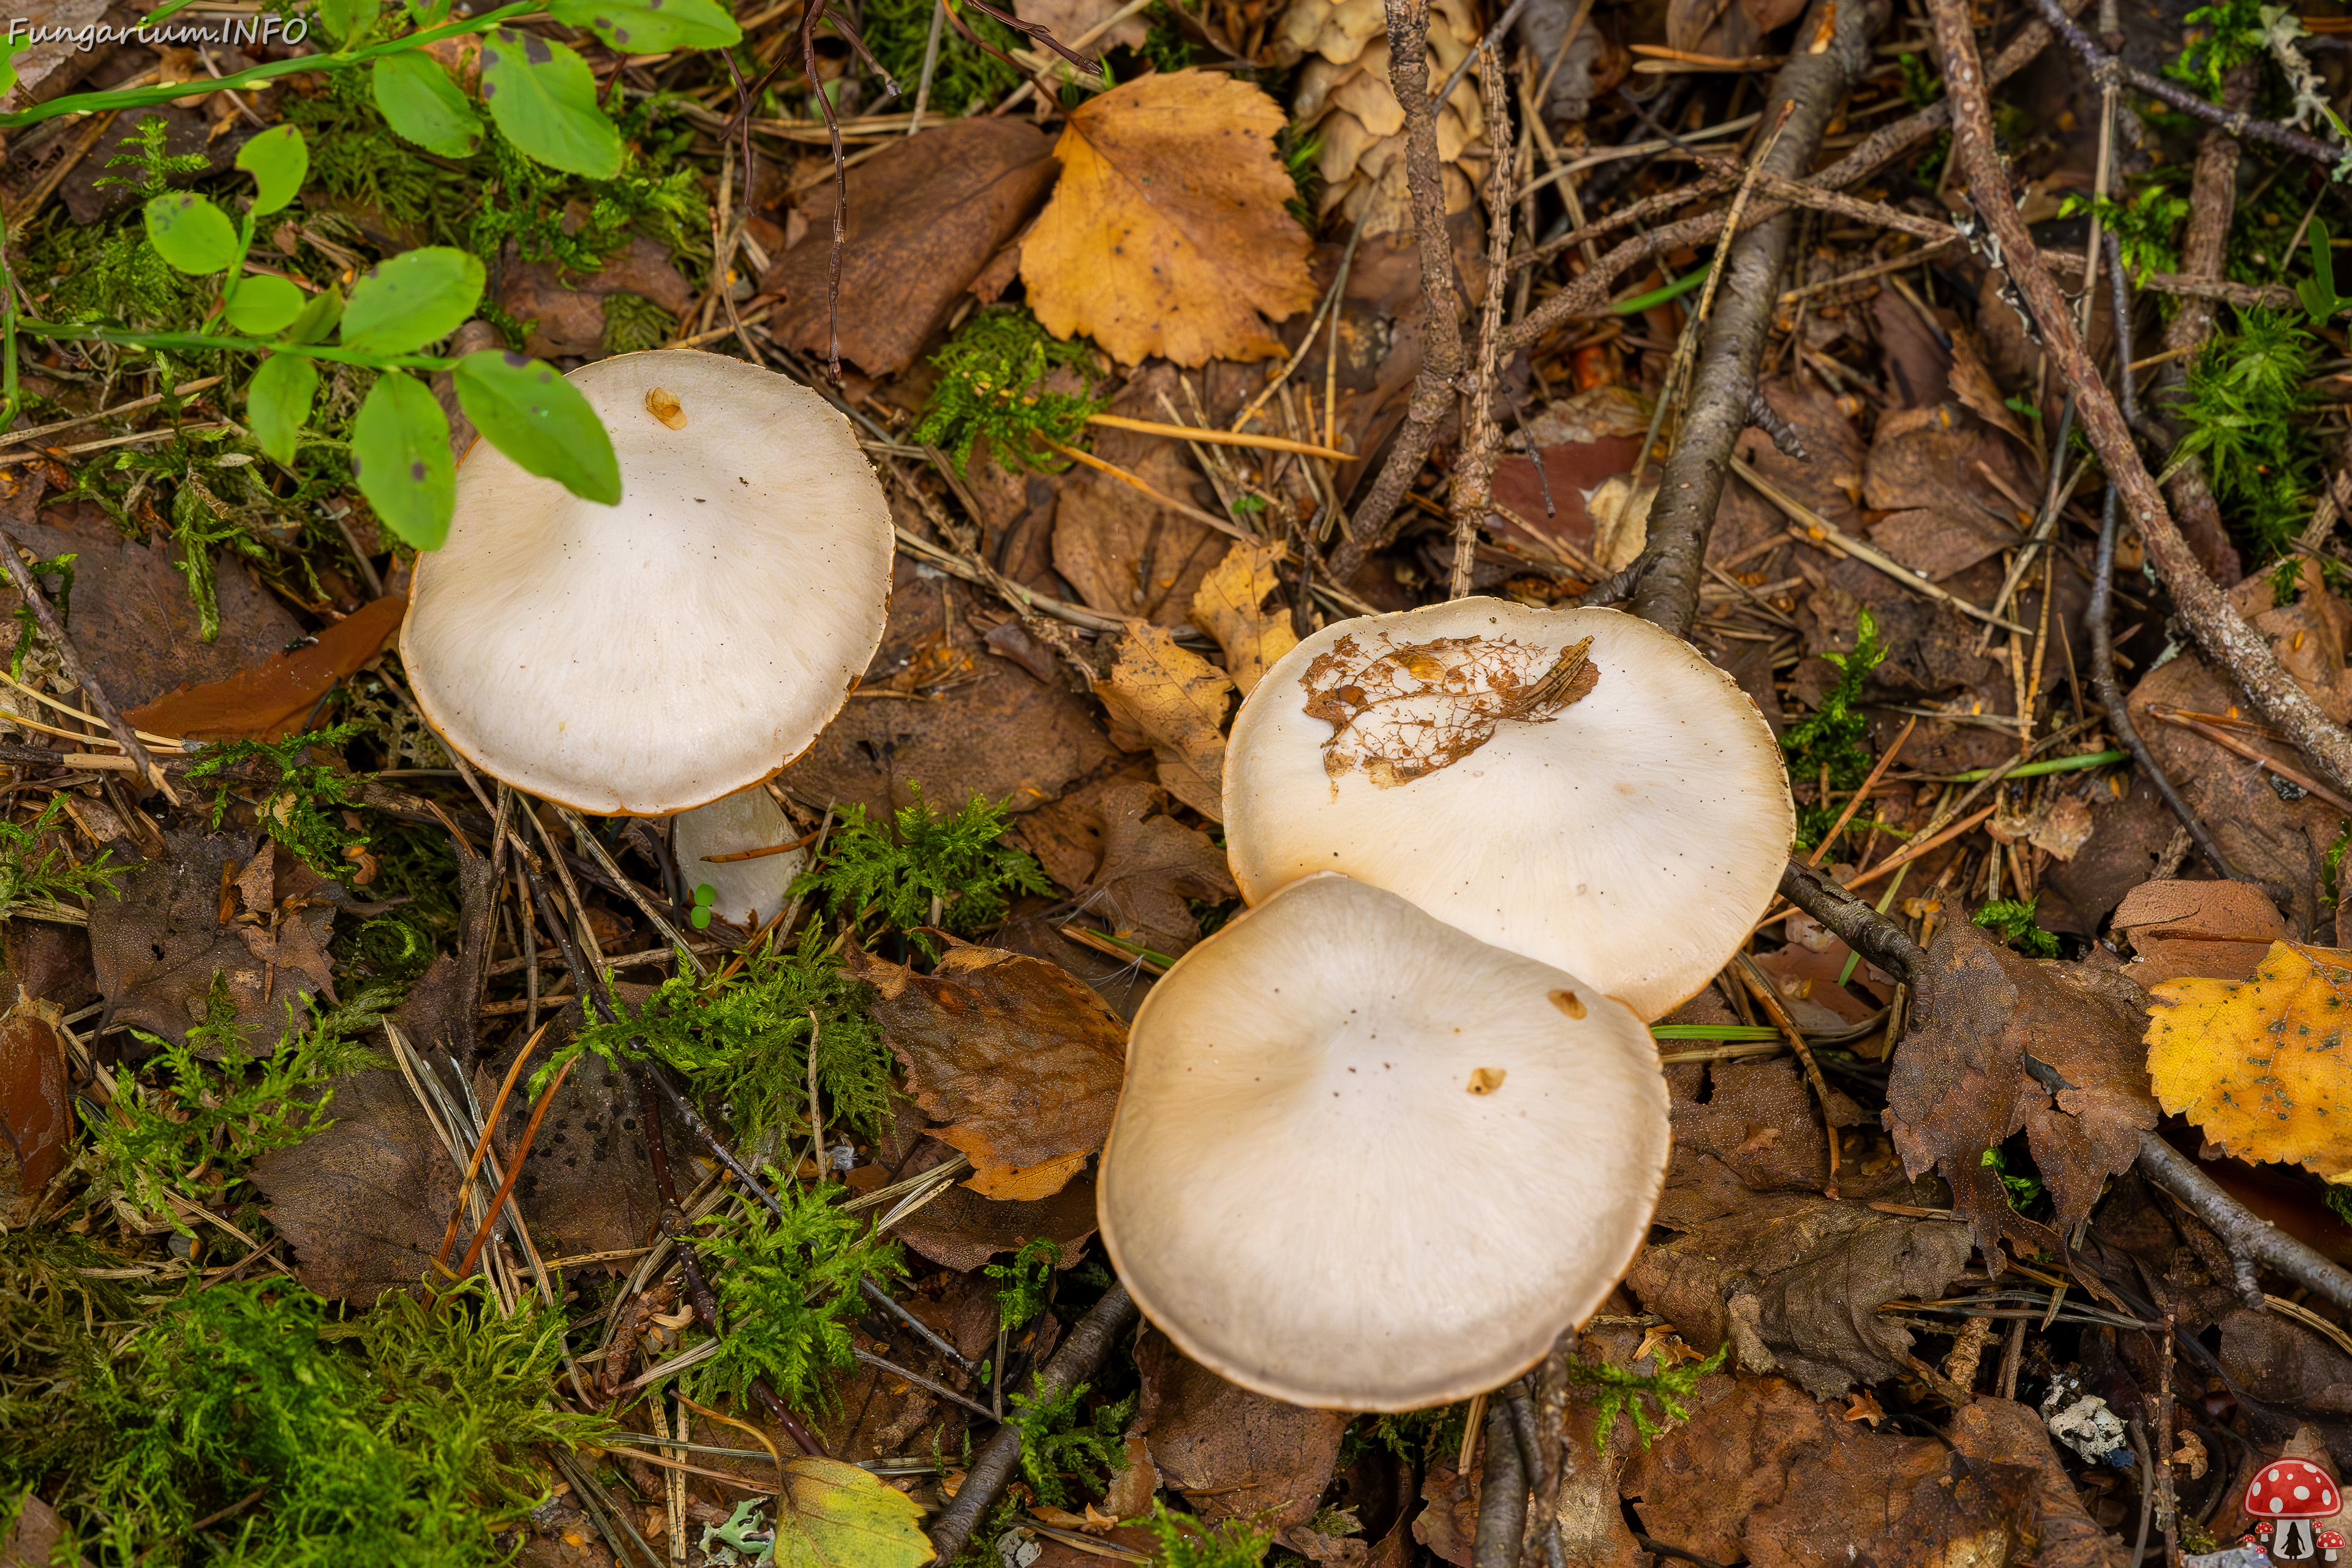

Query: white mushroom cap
<box><xmin>1224</xmin><ymin>599</ymin><xmax>1793</xmax><ymax>1021</ymax></box>
<box><xmin>1098</xmin><ymin>872</ymin><xmax>1669</xmax><ymax>1411</ymax></box>
<box><xmin>401</xmin><ymin>350</ymin><xmax>894</xmax><ymax>816</ymax></box>
<box><xmin>674</xmin><ymin>784</ymin><xmax>806</xmax><ymax>932</ymax></box>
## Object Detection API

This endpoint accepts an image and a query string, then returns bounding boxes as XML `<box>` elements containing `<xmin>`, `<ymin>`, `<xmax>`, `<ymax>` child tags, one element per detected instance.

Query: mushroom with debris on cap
<box><xmin>399</xmin><ymin>349</ymin><xmax>895</xmax><ymax>818</ymax></box>
<box><xmin>1221</xmin><ymin>598</ymin><xmax>1795</xmax><ymax>1022</ymax></box>
<box><xmin>1096</xmin><ymin>872</ymin><xmax>1671</xmax><ymax>1410</ymax></box>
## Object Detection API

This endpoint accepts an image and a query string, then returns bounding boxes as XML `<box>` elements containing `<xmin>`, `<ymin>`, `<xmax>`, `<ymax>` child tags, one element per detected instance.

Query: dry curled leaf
<box><xmin>1883</xmin><ymin>918</ymin><xmax>2154</xmax><ymax>1265</ymax></box>
<box><xmin>1137</xmin><ymin>1329</ymin><xmax>1348</xmax><ymax>1533</ymax></box>
<box><xmin>1093</xmin><ymin>622</ymin><xmax>1235</xmax><ymax>822</ymax></box>
<box><xmin>1191</xmin><ymin>541</ymin><xmax>1298</xmax><ymax>697</ymax></box>
<box><xmin>845</xmin><ymin>943</ymin><xmax>1126</xmax><ymax>1200</ymax></box>
<box><xmin>124</xmin><ymin>595</ymin><xmax>407</xmax><ymax>742</ymax></box>
<box><xmin>0</xmin><ymin>1001</ymin><xmax>69</xmax><ymax>1225</ymax></box>
<box><xmin>1080</xmin><ymin>778</ymin><xmax>1237</xmax><ymax>959</ymax></box>
<box><xmin>1022</xmin><ymin>69</ymin><xmax>1317</xmax><ymax>366</ymax></box>
<box><xmin>2147</xmin><ymin>941</ymin><xmax>2352</xmax><ymax>1177</ymax></box>
<box><xmin>1300</xmin><ymin>632</ymin><xmax>1597</xmax><ymax>788</ymax></box>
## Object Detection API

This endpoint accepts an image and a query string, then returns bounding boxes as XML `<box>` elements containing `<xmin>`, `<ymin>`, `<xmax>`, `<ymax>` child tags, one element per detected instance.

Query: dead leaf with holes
<box><xmin>1191</xmin><ymin>541</ymin><xmax>1298</xmax><ymax>696</ymax></box>
<box><xmin>2146</xmin><ymin>940</ymin><xmax>2352</xmax><ymax>1177</ymax></box>
<box><xmin>1300</xmin><ymin>632</ymin><xmax>1597</xmax><ymax>788</ymax></box>
<box><xmin>843</xmin><ymin>943</ymin><xmax>1127</xmax><ymax>1200</ymax></box>
<box><xmin>1093</xmin><ymin>623</ymin><xmax>1235</xmax><ymax>821</ymax></box>
<box><xmin>1021</xmin><ymin>69</ymin><xmax>1317</xmax><ymax>366</ymax></box>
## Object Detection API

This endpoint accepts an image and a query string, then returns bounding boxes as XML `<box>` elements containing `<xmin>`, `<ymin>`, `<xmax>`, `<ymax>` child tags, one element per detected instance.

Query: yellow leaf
<box><xmin>1093</xmin><ymin>621</ymin><xmax>1234</xmax><ymax>820</ymax></box>
<box><xmin>772</xmin><ymin>1456</ymin><xmax>937</xmax><ymax>1568</ymax></box>
<box><xmin>1190</xmin><ymin>540</ymin><xmax>1298</xmax><ymax>697</ymax></box>
<box><xmin>2146</xmin><ymin>940</ymin><xmax>2352</xmax><ymax>1176</ymax></box>
<box><xmin>1021</xmin><ymin>69</ymin><xmax>1317</xmax><ymax>366</ymax></box>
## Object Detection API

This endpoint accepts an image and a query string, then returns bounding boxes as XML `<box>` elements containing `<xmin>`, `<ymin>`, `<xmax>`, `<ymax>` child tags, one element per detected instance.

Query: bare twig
<box><xmin>2019</xmin><ymin>0</ymin><xmax>2344</xmax><ymax>164</ymax></box>
<box><xmin>1450</xmin><ymin>43</ymin><xmax>1517</xmax><ymax>600</ymax></box>
<box><xmin>1927</xmin><ymin>0</ymin><xmax>2352</xmax><ymax>804</ymax></box>
<box><xmin>1620</xmin><ymin>0</ymin><xmax>1880</xmax><ymax>635</ymax></box>
<box><xmin>1473</xmin><ymin>1389</ymin><xmax>1529</xmax><ymax>1568</ymax></box>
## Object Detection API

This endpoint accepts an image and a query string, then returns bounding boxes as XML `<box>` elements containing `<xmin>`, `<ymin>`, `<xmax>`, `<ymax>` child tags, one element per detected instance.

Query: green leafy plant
<box><xmin>529</xmin><ymin>922</ymin><xmax>894</xmax><ymax>1140</ymax></box>
<box><xmin>1782</xmin><ymin>606</ymin><xmax>1887</xmax><ymax>851</ymax></box>
<box><xmin>2174</xmin><ymin>307</ymin><xmax>2318</xmax><ymax>560</ymax></box>
<box><xmin>1982</xmin><ymin>1144</ymin><xmax>2046</xmax><ymax>1210</ymax></box>
<box><xmin>187</xmin><ymin>722</ymin><xmax>377</xmax><ymax>880</ymax></box>
<box><xmin>1972</xmin><ymin>894</ymin><xmax>2060</xmax><ymax>958</ymax></box>
<box><xmin>694</xmin><ymin>1180</ymin><xmax>905</xmax><ymax>1412</ymax></box>
<box><xmin>91</xmin><ymin>981</ymin><xmax>398</xmax><ymax>1232</ymax></box>
<box><xmin>986</xmin><ymin>1238</ymin><xmax>1060</xmax><ymax>1332</ymax></box>
<box><xmin>4</xmin><ymin>1277</ymin><xmax>603</xmax><ymax>1565</ymax></box>
<box><xmin>2058</xmin><ymin>184</ymin><xmax>2192</xmax><ymax>283</ymax></box>
<box><xmin>2170</xmin><ymin>0</ymin><xmax>2272</xmax><ymax>100</ymax></box>
<box><xmin>1010</xmin><ymin>1380</ymin><xmax>1137</xmax><ymax>1509</ymax></box>
<box><xmin>2301</xmin><ymin>220</ymin><xmax>2352</xmax><ymax>320</ymax></box>
<box><xmin>790</xmin><ymin>785</ymin><xmax>1052</xmax><ymax>956</ymax></box>
<box><xmin>911</xmin><ymin>307</ymin><xmax>1109</xmax><ymax>474</ymax></box>
<box><xmin>1139</xmin><ymin>1502</ymin><xmax>1273</xmax><ymax>1568</ymax></box>
<box><xmin>690</xmin><ymin>881</ymin><xmax>720</xmax><ymax>930</ymax></box>
<box><xmin>1566</xmin><ymin>1342</ymin><xmax>1727</xmax><ymax>1449</ymax></box>
<box><xmin>0</xmin><ymin>794</ymin><xmax>134</xmax><ymax>923</ymax></box>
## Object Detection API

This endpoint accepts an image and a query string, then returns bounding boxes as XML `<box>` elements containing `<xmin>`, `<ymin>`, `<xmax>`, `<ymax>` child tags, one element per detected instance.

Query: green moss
<box><xmin>1972</xmin><ymin>894</ymin><xmax>2060</xmax><ymax>959</ymax></box>
<box><xmin>92</xmin><ymin>981</ymin><xmax>398</xmax><ymax>1232</ymax></box>
<box><xmin>1782</xmin><ymin>606</ymin><xmax>1887</xmax><ymax>851</ymax></box>
<box><xmin>186</xmin><ymin>724</ymin><xmax>374</xmax><ymax>880</ymax></box>
<box><xmin>602</xmin><ymin>290</ymin><xmax>676</xmax><ymax>354</ymax></box>
<box><xmin>865</xmin><ymin>0</ymin><xmax>1026</xmax><ymax>117</ymax></box>
<box><xmin>985</xmin><ymin>1238</ymin><xmax>1058</xmax><ymax>1332</ymax></box>
<box><xmin>1140</xmin><ymin>1503</ymin><xmax>1273</xmax><ymax>1568</ymax></box>
<box><xmin>911</xmin><ymin>307</ymin><xmax>1108</xmax><ymax>475</ymax></box>
<box><xmin>789</xmin><ymin>784</ymin><xmax>1053</xmax><ymax>955</ymax></box>
<box><xmin>530</xmin><ymin>921</ymin><xmax>895</xmax><ymax>1142</ymax></box>
<box><xmin>0</xmin><ymin>794</ymin><xmax>135</xmax><ymax>922</ymax></box>
<box><xmin>2176</xmin><ymin>307</ymin><xmax>2319</xmax><ymax>560</ymax></box>
<box><xmin>1012</xmin><ymin>1381</ymin><xmax>1136</xmax><ymax>1510</ymax></box>
<box><xmin>1566</xmin><ymin>1341</ymin><xmax>1726</xmax><ymax>1449</ymax></box>
<box><xmin>5</xmin><ymin>1278</ymin><xmax>603</xmax><ymax>1566</ymax></box>
<box><xmin>692</xmin><ymin>1179</ymin><xmax>904</xmax><ymax>1412</ymax></box>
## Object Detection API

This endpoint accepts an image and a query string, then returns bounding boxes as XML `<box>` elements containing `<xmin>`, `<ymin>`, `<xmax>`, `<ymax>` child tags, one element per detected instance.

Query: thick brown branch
<box><xmin>925</xmin><ymin>1284</ymin><xmax>1141</xmax><ymax>1564</ymax></box>
<box><xmin>1330</xmin><ymin>0</ymin><xmax>1469</xmax><ymax>584</ymax></box>
<box><xmin>1623</xmin><ymin>0</ymin><xmax>1883</xmax><ymax>635</ymax></box>
<box><xmin>1927</xmin><ymin>0</ymin><xmax>2352</xmax><ymax>801</ymax></box>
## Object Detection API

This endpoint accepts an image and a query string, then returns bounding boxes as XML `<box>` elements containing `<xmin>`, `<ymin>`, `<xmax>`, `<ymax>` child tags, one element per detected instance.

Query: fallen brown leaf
<box><xmin>845</xmin><ymin>942</ymin><xmax>1125</xmax><ymax>1200</ymax></box>
<box><xmin>1883</xmin><ymin>918</ymin><xmax>2154</xmax><ymax>1264</ymax></box>
<box><xmin>251</xmin><ymin>1065</ymin><xmax>466</xmax><ymax>1300</ymax></box>
<box><xmin>1630</xmin><ymin>1159</ymin><xmax>1972</xmax><ymax>1399</ymax></box>
<box><xmin>1076</xmin><ymin>778</ymin><xmax>1237</xmax><ymax>959</ymax></box>
<box><xmin>1022</xmin><ymin>69</ymin><xmax>1317</xmax><ymax>366</ymax></box>
<box><xmin>0</xmin><ymin>1001</ymin><xmax>69</xmax><ymax>1224</ymax></box>
<box><xmin>1093</xmin><ymin>623</ymin><xmax>1234</xmax><ymax>822</ymax></box>
<box><xmin>769</xmin><ymin>119</ymin><xmax>1058</xmax><ymax>375</ymax></box>
<box><xmin>2113</xmin><ymin>878</ymin><xmax>2285</xmax><ymax>987</ymax></box>
<box><xmin>1138</xmin><ymin>1329</ymin><xmax>1348</xmax><ymax>1533</ymax></box>
<box><xmin>480</xmin><ymin>1018</ymin><xmax>663</xmax><ymax>1263</ymax></box>
<box><xmin>894</xmin><ymin>1154</ymin><xmax>1103</xmax><ymax>1272</ymax></box>
<box><xmin>1944</xmin><ymin>1398</ymin><xmax>2129</xmax><ymax>1568</ymax></box>
<box><xmin>497</xmin><ymin>236</ymin><xmax>693</xmax><ymax>361</ymax></box>
<box><xmin>88</xmin><ymin>829</ymin><xmax>345</xmax><ymax>1058</ymax></box>
<box><xmin>1191</xmin><ymin>541</ymin><xmax>1298</xmax><ymax>697</ymax></box>
<box><xmin>1412</xmin><ymin>1459</ymin><xmax>1477</xmax><ymax>1568</ymax></box>
<box><xmin>782</xmin><ymin>559</ymin><xmax>1123</xmax><ymax>823</ymax></box>
<box><xmin>125</xmin><ymin>595</ymin><xmax>406</xmax><ymax>742</ymax></box>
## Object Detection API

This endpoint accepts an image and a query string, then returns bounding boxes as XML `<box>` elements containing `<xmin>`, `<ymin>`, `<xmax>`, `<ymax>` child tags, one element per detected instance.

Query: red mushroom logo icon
<box><xmin>2247</xmin><ymin>1460</ymin><xmax>2343</xmax><ymax>1562</ymax></box>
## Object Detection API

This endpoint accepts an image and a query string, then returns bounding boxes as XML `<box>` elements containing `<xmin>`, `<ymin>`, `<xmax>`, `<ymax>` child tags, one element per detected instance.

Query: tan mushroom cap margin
<box><xmin>1098</xmin><ymin>873</ymin><xmax>1670</xmax><ymax>1411</ymax></box>
<box><xmin>1224</xmin><ymin>600</ymin><xmax>1796</xmax><ymax>1022</ymax></box>
<box><xmin>401</xmin><ymin>350</ymin><xmax>895</xmax><ymax>816</ymax></box>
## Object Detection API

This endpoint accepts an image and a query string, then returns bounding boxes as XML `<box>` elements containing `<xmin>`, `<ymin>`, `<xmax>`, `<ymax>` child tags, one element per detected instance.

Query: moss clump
<box><xmin>3</xmin><ymin>1278</ymin><xmax>605</xmax><ymax>1566</ymax></box>
<box><xmin>911</xmin><ymin>308</ymin><xmax>1108</xmax><ymax>475</ymax></box>
<box><xmin>1782</xmin><ymin>606</ymin><xmax>1888</xmax><ymax>851</ymax></box>
<box><xmin>789</xmin><ymin>784</ymin><xmax>1052</xmax><ymax>956</ymax></box>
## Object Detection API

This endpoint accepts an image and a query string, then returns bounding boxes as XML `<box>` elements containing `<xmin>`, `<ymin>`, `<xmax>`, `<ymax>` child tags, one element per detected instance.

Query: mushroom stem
<box><xmin>926</xmin><ymin>1283</ymin><xmax>1140</xmax><ymax>1564</ymax></box>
